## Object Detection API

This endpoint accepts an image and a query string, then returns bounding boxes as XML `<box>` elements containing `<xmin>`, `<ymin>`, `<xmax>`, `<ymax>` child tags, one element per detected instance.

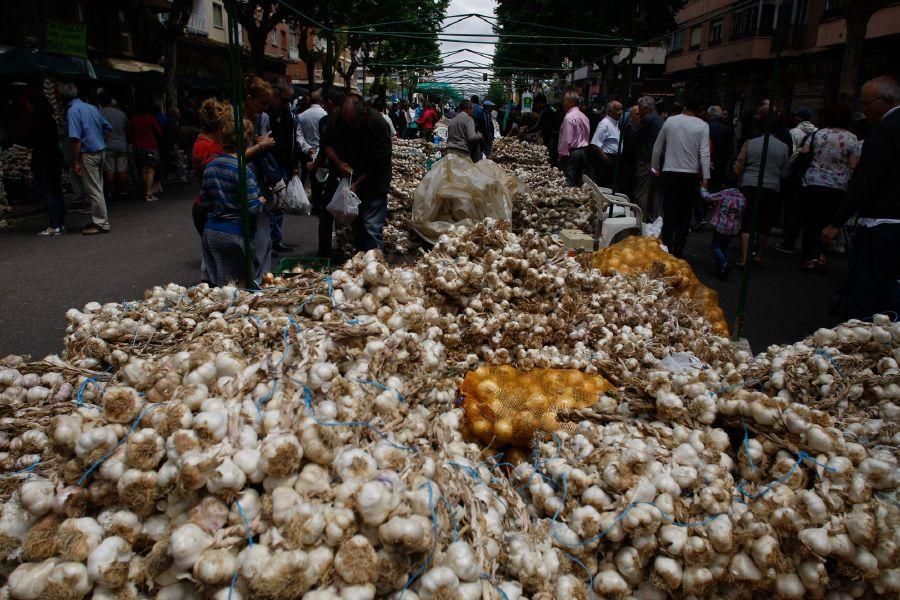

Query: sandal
<box><xmin>81</xmin><ymin>225</ymin><xmax>109</xmax><ymax>235</ymax></box>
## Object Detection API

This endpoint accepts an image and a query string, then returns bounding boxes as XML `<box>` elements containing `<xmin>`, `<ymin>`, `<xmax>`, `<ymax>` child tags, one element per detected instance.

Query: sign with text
<box><xmin>45</xmin><ymin>20</ymin><xmax>87</xmax><ymax>58</ymax></box>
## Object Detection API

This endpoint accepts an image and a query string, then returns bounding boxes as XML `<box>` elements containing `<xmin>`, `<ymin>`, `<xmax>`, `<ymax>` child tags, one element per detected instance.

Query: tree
<box><xmin>834</xmin><ymin>0</ymin><xmax>889</xmax><ymax>102</ymax></box>
<box><xmin>123</xmin><ymin>0</ymin><xmax>193</xmax><ymax>104</ymax></box>
<box><xmin>493</xmin><ymin>1</ymin><xmax>683</xmax><ymax>85</ymax></box>
<box><xmin>236</xmin><ymin>1</ymin><xmax>289</xmax><ymax>73</ymax></box>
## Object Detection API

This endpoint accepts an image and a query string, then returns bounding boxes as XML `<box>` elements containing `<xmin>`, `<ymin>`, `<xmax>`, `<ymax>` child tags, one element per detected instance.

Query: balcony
<box><xmin>186</xmin><ymin>13</ymin><xmax>207</xmax><ymax>36</ymax></box>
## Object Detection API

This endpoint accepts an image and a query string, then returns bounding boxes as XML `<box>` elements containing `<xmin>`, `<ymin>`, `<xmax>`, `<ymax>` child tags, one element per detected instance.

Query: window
<box><xmin>271</xmin><ymin>29</ymin><xmax>277</xmax><ymax>46</ymax></box>
<box><xmin>668</xmin><ymin>29</ymin><xmax>685</xmax><ymax>54</ymax></box>
<box><xmin>731</xmin><ymin>5</ymin><xmax>759</xmax><ymax>39</ymax></box>
<box><xmin>212</xmin><ymin>3</ymin><xmax>224</xmax><ymax>29</ymax></box>
<box><xmin>689</xmin><ymin>26</ymin><xmax>702</xmax><ymax>50</ymax></box>
<box><xmin>281</xmin><ymin>30</ymin><xmax>287</xmax><ymax>49</ymax></box>
<box><xmin>709</xmin><ymin>18</ymin><xmax>723</xmax><ymax>46</ymax></box>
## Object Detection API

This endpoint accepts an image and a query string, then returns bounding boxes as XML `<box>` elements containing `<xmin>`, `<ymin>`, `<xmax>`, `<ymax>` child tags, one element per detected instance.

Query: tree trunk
<box><xmin>837</xmin><ymin>1</ymin><xmax>881</xmax><ymax>102</ymax></box>
<box><xmin>248</xmin><ymin>29</ymin><xmax>268</xmax><ymax>74</ymax></box>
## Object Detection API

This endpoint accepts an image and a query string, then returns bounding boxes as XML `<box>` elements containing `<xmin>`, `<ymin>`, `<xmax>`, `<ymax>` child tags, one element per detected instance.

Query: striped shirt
<box><xmin>199</xmin><ymin>155</ymin><xmax>262</xmax><ymax>235</ymax></box>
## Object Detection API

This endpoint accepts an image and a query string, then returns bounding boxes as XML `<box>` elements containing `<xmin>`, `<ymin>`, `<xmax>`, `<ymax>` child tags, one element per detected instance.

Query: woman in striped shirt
<box><xmin>199</xmin><ymin>116</ymin><xmax>264</xmax><ymax>288</ymax></box>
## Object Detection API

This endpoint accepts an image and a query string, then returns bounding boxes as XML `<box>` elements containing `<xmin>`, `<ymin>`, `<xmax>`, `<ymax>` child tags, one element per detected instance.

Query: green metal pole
<box><xmin>734</xmin><ymin>0</ymin><xmax>785</xmax><ymax>340</ymax></box>
<box><xmin>225</xmin><ymin>0</ymin><xmax>254</xmax><ymax>288</ymax></box>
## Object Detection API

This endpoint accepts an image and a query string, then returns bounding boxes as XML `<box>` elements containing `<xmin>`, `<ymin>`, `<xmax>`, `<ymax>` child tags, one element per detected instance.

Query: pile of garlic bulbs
<box><xmin>0</xmin><ymin>146</ymin><xmax>32</xmax><ymax>184</ymax></box>
<box><xmin>1</xmin><ymin>223</ymin><xmax>898</xmax><ymax>599</ymax></box>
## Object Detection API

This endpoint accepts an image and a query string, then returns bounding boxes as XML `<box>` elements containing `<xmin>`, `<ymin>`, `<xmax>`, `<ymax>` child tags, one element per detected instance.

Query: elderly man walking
<box><xmin>446</xmin><ymin>99</ymin><xmax>482</xmax><ymax>158</ymax></box>
<box><xmin>590</xmin><ymin>100</ymin><xmax>623</xmax><ymax>187</ymax></box>
<box><xmin>822</xmin><ymin>75</ymin><xmax>900</xmax><ymax>320</ymax></box>
<box><xmin>558</xmin><ymin>91</ymin><xmax>591</xmax><ymax>187</ymax></box>
<box><xmin>631</xmin><ymin>96</ymin><xmax>664</xmax><ymax>220</ymax></box>
<box><xmin>60</xmin><ymin>83</ymin><xmax>111</xmax><ymax>234</ymax></box>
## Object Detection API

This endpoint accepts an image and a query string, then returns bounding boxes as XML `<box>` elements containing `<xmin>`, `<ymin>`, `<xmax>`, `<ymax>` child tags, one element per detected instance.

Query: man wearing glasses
<box><xmin>822</xmin><ymin>75</ymin><xmax>900</xmax><ymax>319</ymax></box>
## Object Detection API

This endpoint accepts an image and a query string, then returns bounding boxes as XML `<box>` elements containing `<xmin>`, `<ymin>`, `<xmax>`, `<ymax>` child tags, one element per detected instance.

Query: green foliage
<box><xmin>487</xmin><ymin>80</ymin><xmax>509</xmax><ymax>105</ymax></box>
<box><xmin>493</xmin><ymin>0</ymin><xmax>685</xmax><ymax>78</ymax></box>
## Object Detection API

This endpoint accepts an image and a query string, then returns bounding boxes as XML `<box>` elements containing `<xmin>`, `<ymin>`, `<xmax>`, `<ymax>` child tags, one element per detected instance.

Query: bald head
<box><xmin>861</xmin><ymin>75</ymin><xmax>900</xmax><ymax>123</ymax></box>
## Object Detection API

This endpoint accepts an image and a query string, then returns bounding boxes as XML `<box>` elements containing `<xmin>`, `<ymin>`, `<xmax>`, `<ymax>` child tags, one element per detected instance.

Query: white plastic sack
<box><xmin>659</xmin><ymin>352</ymin><xmax>704</xmax><ymax>374</ymax></box>
<box><xmin>327</xmin><ymin>177</ymin><xmax>361</xmax><ymax>225</ymax></box>
<box><xmin>285</xmin><ymin>174</ymin><xmax>311</xmax><ymax>215</ymax></box>
<box><xmin>644</xmin><ymin>217</ymin><xmax>663</xmax><ymax>239</ymax></box>
<box><xmin>411</xmin><ymin>152</ymin><xmax>526</xmax><ymax>244</ymax></box>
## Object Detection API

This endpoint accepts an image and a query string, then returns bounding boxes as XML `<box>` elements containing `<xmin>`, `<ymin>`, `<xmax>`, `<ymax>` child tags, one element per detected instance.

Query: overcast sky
<box><xmin>432</xmin><ymin>0</ymin><xmax>498</xmax><ymax>97</ymax></box>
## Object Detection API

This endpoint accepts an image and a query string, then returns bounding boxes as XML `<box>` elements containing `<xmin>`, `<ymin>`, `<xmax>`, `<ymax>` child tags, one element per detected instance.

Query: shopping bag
<box><xmin>326</xmin><ymin>176</ymin><xmax>361</xmax><ymax>225</ymax></box>
<box><xmin>285</xmin><ymin>174</ymin><xmax>311</xmax><ymax>214</ymax></box>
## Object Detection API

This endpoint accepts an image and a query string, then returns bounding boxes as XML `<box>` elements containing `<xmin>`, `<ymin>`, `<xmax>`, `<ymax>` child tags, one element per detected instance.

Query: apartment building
<box><xmin>665</xmin><ymin>0</ymin><xmax>900</xmax><ymax>115</ymax></box>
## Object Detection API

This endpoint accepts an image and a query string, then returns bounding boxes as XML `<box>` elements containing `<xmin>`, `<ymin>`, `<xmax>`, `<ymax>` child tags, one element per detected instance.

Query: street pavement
<box><xmin>0</xmin><ymin>185</ymin><xmax>848</xmax><ymax>359</ymax></box>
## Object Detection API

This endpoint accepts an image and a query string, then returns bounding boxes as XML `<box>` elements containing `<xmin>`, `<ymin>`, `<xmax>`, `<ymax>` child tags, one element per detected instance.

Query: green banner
<box><xmin>45</xmin><ymin>20</ymin><xmax>87</xmax><ymax>58</ymax></box>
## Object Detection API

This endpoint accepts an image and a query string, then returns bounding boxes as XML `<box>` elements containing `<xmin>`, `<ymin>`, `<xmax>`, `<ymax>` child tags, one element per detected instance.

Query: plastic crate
<box><xmin>275</xmin><ymin>257</ymin><xmax>332</xmax><ymax>275</ymax></box>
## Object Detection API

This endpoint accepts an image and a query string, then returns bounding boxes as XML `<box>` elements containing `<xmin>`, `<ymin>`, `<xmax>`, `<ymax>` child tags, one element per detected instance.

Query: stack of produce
<box><xmin>0</xmin><ymin>146</ymin><xmax>32</xmax><ymax>184</ymax></box>
<box><xmin>587</xmin><ymin>236</ymin><xmax>730</xmax><ymax>336</ymax></box>
<box><xmin>491</xmin><ymin>138</ymin><xmax>596</xmax><ymax>235</ymax></box>
<box><xmin>42</xmin><ymin>79</ymin><xmax>65</xmax><ymax>126</ymax></box>
<box><xmin>0</xmin><ymin>222</ymin><xmax>898</xmax><ymax>599</ymax></box>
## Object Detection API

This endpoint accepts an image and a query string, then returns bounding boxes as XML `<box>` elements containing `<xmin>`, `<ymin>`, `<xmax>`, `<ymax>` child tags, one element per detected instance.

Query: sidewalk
<box><xmin>0</xmin><ymin>184</ymin><xmax>318</xmax><ymax>358</ymax></box>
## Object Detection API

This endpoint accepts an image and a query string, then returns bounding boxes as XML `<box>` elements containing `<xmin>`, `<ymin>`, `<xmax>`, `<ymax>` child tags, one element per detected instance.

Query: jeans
<box><xmin>561</xmin><ymin>147</ymin><xmax>588</xmax><ymax>187</ymax></box>
<box><xmin>845</xmin><ymin>223</ymin><xmax>900</xmax><ymax>321</ymax></box>
<box><xmin>81</xmin><ymin>152</ymin><xmax>108</xmax><ymax>229</ymax></box>
<box><xmin>711</xmin><ymin>231</ymin><xmax>733</xmax><ymax>271</ymax></box>
<box><xmin>660</xmin><ymin>171</ymin><xmax>701</xmax><ymax>258</ymax></box>
<box><xmin>35</xmin><ymin>164</ymin><xmax>65</xmax><ymax>229</ymax></box>
<box><xmin>352</xmin><ymin>196</ymin><xmax>388</xmax><ymax>251</ymax></box>
<box><xmin>800</xmin><ymin>185</ymin><xmax>844</xmax><ymax>258</ymax></box>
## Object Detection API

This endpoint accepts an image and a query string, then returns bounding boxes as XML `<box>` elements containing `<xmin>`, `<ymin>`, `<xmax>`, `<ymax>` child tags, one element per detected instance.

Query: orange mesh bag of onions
<box><xmin>460</xmin><ymin>365</ymin><xmax>612</xmax><ymax>448</ymax></box>
<box><xmin>586</xmin><ymin>236</ymin><xmax>729</xmax><ymax>336</ymax></box>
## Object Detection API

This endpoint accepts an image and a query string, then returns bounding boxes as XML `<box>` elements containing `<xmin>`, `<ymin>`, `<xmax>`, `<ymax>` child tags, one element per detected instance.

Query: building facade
<box><xmin>665</xmin><ymin>0</ymin><xmax>900</xmax><ymax>116</ymax></box>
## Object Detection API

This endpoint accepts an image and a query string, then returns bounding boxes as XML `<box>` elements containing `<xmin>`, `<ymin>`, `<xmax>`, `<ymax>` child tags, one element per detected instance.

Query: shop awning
<box><xmin>0</xmin><ymin>47</ymin><xmax>88</xmax><ymax>77</ymax></box>
<box><xmin>105</xmin><ymin>58</ymin><xmax>164</xmax><ymax>74</ymax></box>
<box><xmin>415</xmin><ymin>82</ymin><xmax>463</xmax><ymax>102</ymax></box>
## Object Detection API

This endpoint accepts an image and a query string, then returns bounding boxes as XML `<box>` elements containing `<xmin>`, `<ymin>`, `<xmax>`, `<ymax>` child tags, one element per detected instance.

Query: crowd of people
<box><xmin>30</xmin><ymin>83</ymin><xmax>188</xmax><ymax>237</ymax></box>
<box><xmin>510</xmin><ymin>75</ymin><xmax>899</xmax><ymax>321</ymax></box>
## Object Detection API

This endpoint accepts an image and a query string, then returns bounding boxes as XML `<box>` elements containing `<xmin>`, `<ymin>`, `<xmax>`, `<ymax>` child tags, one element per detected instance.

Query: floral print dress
<box><xmin>802</xmin><ymin>128</ymin><xmax>860</xmax><ymax>191</ymax></box>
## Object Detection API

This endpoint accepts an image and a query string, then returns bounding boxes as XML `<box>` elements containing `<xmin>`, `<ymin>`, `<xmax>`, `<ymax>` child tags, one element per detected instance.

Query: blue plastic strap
<box><xmin>77</xmin><ymin>403</ymin><xmax>162</xmax><ymax>486</ymax></box>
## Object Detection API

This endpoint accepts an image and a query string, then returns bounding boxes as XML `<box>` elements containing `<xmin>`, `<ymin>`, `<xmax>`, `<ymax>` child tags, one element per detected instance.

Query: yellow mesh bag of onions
<box><xmin>460</xmin><ymin>365</ymin><xmax>612</xmax><ymax>447</ymax></box>
<box><xmin>587</xmin><ymin>236</ymin><xmax>730</xmax><ymax>336</ymax></box>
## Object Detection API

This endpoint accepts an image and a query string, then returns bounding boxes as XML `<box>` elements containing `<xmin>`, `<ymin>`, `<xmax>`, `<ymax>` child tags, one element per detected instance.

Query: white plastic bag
<box><xmin>285</xmin><ymin>174</ymin><xmax>311</xmax><ymax>214</ymax></box>
<box><xmin>659</xmin><ymin>352</ymin><xmax>704</xmax><ymax>374</ymax></box>
<box><xmin>644</xmin><ymin>217</ymin><xmax>663</xmax><ymax>239</ymax></box>
<box><xmin>327</xmin><ymin>177</ymin><xmax>361</xmax><ymax>225</ymax></box>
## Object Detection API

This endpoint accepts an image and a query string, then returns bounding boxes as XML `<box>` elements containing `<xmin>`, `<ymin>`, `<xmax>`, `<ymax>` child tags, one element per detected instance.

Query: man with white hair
<box><xmin>589</xmin><ymin>100</ymin><xmax>623</xmax><ymax>187</ymax></box>
<box><xmin>59</xmin><ymin>82</ymin><xmax>112</xmax><ymax>234</ymax></box>
<box><xmin>631</xmin><ymin>95</ymin><xmax>664</xmax><ymax>219</ymax></box>
<box><xmin>822</xmin><ymin>75</ymin><xmax>900</xmax><ymax>319</ymax></box>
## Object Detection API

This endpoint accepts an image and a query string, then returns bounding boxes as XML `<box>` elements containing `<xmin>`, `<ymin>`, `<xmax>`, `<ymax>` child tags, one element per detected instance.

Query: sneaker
<box><xmin>775</xmin><ymin>242</ymin><xmax>797</xmax><ymax>255</ymax></box>
<box><xmin>145</xmin><ymin>194</ymin><xmax>159</xmax><ymax>202</ymax></box>
<box><xmin>37</xmin><ymin>227</ymin><xmax>63</xmax><ymax>237</ymax></box>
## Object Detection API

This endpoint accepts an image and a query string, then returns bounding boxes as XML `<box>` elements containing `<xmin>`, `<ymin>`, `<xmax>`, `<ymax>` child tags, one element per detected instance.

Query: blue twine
<box><xmin>301</xmin><ymin>385</ymin><xmax>416</xmax><ymax>452</ymax></box>
<box><xmin>814</xmin><ymin>349</ymin><xmax>843</xmax><ymax>375</ymax></box>
<box><xmin>235</xmin><ymin>500</ymin><xmax>254</xmax><ymax>547</ymax></box>
<box><xmin>736</xmin><ymin>451</ymin><xmax>835</xmax><ymax>502</ymax></box>
<box><xmin>1</xmin><ymin>460</ymin><xmax>41</xmax><ymax>480</ymax></box>
<box><xmin>256</xmin><ymin>380</ymin><xmax>277</xmax><ymax>423</ymax></box>
<box><xmin>439</xmin><ymin>495</ymin><xmax>459</xmax><ymax>543</ymax></box>
<box><xmin>447</xmin><ymin>461</ymin><xmax>482</xmax><ymax>482</ymax></box>
<box><xmin>77</xmin><ymin>403</ymin><xmax>162</xmax><ymax>486</ymax></box>
<box><xmin>399</xmin><ymin>482</ymin><xmax>439</xmax><ymax>599</ymax></box>
<box><xmin>75</xmin><ymin>378</ymin><xmax>102</xmax><ymax>408</ymax></box>
<box><xmin>565</xmin><ymin>553</ymin><xmax>595</xmax><ymax>600</ymax></box>
<box><xmin>357</xmin><ymin>378</ymin><xmax>405</xmax><ymax>403</ymax></box>
<box><xmin>876</xmin><ymin>492</ymin><xmax>900</xmax><ymax>508</ymax></box>
<box><xmin>479</xmin><ymin>574</ymin><xmax>510</xmax><ymax>600</ymax></box>
<box><xmin>741</xmin><ymin>417</ymin><xmax>756</xmax><ymax>472</ymax></box>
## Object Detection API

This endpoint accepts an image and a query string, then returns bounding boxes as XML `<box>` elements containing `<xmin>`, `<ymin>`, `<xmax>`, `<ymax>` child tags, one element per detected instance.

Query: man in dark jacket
<box><xmin>707</xmin><ymin>105</ymin><xmax>734</xmax><ymax>192</ymax></box>
<box><xmin>307</xmin><ymin>87</ymin><xmax>345</xmax><ymax>258</ymax></box>
<box><xmin>322</xmin><ymin>93</ymin><xmax>392</xmax><ymax>251</ymax></box>
<box><xmin>823</xmin><ymin>75</ymin><xmax>900</xmax><ymax>319</ymax></box>
<box><xmin>631</xmin><ymin>95</ymin><xmax>664</xmax><ymax>220</ymax></box>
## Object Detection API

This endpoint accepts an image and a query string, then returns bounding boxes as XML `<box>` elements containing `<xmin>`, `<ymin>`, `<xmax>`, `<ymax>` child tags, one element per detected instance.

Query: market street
<box><xmin>1</xmin><ymin>186</ymin><xmax>847</xmax><ymax>359</ymax></box>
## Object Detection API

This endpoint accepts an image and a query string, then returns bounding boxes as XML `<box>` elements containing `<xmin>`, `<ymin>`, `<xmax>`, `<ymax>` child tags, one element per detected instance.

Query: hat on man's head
<box><xmin>795</xmin><ymin>107</ymin><xmax>813</xmax><ymax>121</ymax></box>
<box><xmin>483</xmin><ymin>99</ymin><xmax>495</xmax><ymax>107</ymax></box>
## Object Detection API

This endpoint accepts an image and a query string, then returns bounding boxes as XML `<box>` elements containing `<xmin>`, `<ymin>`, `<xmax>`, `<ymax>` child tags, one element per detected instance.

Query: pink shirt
<box><xmin>558</xmin><ymin>107</ymin><xmax>590</xmax><ymax>157</ymax></box>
